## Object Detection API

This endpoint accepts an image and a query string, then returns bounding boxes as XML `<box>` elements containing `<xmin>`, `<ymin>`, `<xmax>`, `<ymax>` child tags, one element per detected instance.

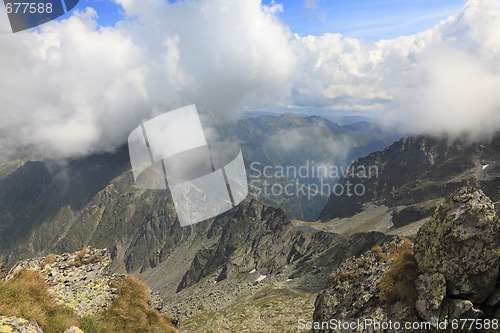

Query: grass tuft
<box><xmin>378</xmin><ymin>238</ymin><xmax>418</xmax><ymax>310</ymax></box>
<box><xmin>0</xmin><ymin>270</ymin><xmax>178</xmax><ymax>333</ymax></box>
<box><xmin>0</xmin><ymin>269</ymin><xmax>79</xmax><ymax>333</ymax></box>
<box><xmin>41</xmin><ymin>254</ymin><xmax>57</xmax><ymax>267</ymax></box>
<box><xmin>99</xmin><ymin>274</ymin><xmax>178</xmax><ymax>333</ymax></box>
<box><xmin>371</xmin><ymin>245</ymin><xmax>386</xmax><ymax>261</ymax></box>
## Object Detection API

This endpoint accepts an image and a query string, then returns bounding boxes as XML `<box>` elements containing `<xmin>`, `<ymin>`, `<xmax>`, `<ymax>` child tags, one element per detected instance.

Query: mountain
<box><xmin>316</xmin><ymin>133</ymin><xmax>500</xmax><ymax>236</ymax></box>
<box><xmin>0</xmin><ymin>114</ymin><xmax>398</xmax><ymax>331</ymax></box>
<box><xmin>216</xmin><ymin>113</ymin><xmax>402</xmax><ymax>220</ymax></box>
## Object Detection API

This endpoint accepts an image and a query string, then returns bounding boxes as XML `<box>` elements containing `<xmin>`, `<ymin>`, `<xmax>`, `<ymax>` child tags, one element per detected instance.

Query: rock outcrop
<box><xmin>413</xmin><ymin>187</ymin><xmax>500</xmax><ymax>329</ymax></box>
<box><xmin>414</xmin><ymin>187</ymin><xmax>500</xmax><ymax>303</ymax></box>
<box><xmin>314</xmin><ymin>187</ymin><xmax>500</xmax><ymax>332</ymax></box>
<box><xmin>313</xmin><ymin>236</ymin><xmax>419</xmax><ymax>332</ymax></box>
<box><xmin>6</xmin><ymin>248</ymin><xmax>123</xmax><ymax>316</ymax></box>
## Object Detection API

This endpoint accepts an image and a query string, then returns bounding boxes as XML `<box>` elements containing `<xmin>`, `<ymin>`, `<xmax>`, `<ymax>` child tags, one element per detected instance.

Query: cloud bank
<box><xmin>0</xmin><ymin>0</ymin><xmax>499</xmax><ymax>158</ymax></box>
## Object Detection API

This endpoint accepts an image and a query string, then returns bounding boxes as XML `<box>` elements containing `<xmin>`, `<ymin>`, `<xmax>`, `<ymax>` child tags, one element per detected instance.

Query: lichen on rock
<box><xmin>414</xmin><ymin>187</ymin><xmax>500</xmax><ymax>303</ymax></box>
<box><xmin>6</xmin><ymin>248</ymin><xmax>123</xmax><ymax>316</ymax></box>
<box><xmin>0</xmin><ymin>315</ymin><xmax>43</xmax><ymax>333</ymax></box>
<box><xmin>313</xmin><ymin>236</ymin><xmax>418</xmax><ymax>332</ymax></box>
<box><xmin>314</xmin><ymin>187</ymin><xmax>500</xmax><ymax>332</ymax></box>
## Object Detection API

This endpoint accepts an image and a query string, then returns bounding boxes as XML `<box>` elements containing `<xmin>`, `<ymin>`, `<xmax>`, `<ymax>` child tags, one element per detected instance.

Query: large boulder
<box><xmin>414</xmin><ymin>187</ymin><xmax>500</xmax><ymax>303</ymax></box>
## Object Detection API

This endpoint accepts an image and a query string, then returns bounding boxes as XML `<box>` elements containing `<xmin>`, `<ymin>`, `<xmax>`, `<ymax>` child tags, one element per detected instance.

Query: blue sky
<box><xmin>74</xmin><ymin>0</ymin><xmax>464</xmax><ymax>40</ymax></box>
<box><xmin>268</xmin><ymin>0</ymin><xmax>464</xmax><ymax>39</ymax></box>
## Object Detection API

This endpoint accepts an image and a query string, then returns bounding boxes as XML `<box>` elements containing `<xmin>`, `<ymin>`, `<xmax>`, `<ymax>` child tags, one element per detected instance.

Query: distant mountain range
<box><xmin>3</xmin><ymin>113</ymin><xmax>498</xmax><ymax>331</ymax></box>
<box><xmin>216</xmin><ymin>113</ymin><xmax>402</xmax><ymax>220</ymax></box>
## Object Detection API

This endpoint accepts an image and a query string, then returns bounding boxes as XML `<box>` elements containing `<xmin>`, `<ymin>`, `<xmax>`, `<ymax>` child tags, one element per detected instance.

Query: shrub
<box><xmin>99</xmin><ymin>275</ymin><xmax>178</xmax><ymax>333</ymax></box>
<box><xmin>41</xmin><ymin>254</ymin><xmax>57</xmax><ymax>267</ymax></box>
<box><xmin>371</xmin><ymin>245</ymin><xmax>386</xmax><ymax>261</ymax></box>
<box><xmin>378</xmin><ymin>238</ymin><xmax>418</xmax><ymax>310</ymax></box>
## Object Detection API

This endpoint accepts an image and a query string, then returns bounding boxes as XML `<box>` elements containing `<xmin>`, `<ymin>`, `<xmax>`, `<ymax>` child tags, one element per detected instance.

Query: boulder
<box><xmin>414</xmin><ymin>187</ymin><xmax>500</xmax><ymax>303</ymax></box>
<box><xmin>415</xmin><ymin>273</ymin><xmax>446</xmax><ymax>325</ymax></box>
<box><xmin>6</xmin><ymin>248</ymin><xmax>123</xmax><ymax>316</ymax></box>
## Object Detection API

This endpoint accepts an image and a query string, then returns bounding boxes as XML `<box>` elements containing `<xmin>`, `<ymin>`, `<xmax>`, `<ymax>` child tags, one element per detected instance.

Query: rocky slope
<box><xmin>0</xmin><ymin>152</ymin><xmax>391</xmax><ymax>331</ymax></box>
<box><xmin>1</xmin><ymin>248</ymin><xmax>177</xmax><ymax>333</ymax></box>
<box><xmin>0</xmin><ymin>113</ymin><xmax>399</xmax><ymax>268</ymax></box>
<box><xmin>317</xmin><ymin>134</ymin><xmax>500</xmax><ymax>236</ymax></box>
<box><xmin>6</xmin><ymin>248</ymin><xmax>124</xmax><ymax>316</ymax></box>
<box><xmin>314</xmin><ymin>187</ymin><xmax>500</xmax><ymax>332</ymax></box>
<box><xmin>140</xmin><ymin>198</ymin><xmax>391</xmax><ymax>328</ymax></box>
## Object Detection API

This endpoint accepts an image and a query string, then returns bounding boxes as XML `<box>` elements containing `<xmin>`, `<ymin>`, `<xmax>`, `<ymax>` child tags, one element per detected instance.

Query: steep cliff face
<box><xmin>314</xmin><ymin>187</ymin><xmax>500</xmax><ymax>333</ymax></box>
<box><xmin>178</xmin><ymin>200</ymin><xmax>389</xmax><ymax>293</ymax></box>
<box><xmin>318</xmin><ymin>134</ymin><xmax>500</xmax><ymax>235</ymax></box>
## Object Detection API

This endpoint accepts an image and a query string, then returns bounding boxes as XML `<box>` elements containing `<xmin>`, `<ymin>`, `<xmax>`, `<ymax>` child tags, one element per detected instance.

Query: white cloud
<box><xmin>0</xmin><ymin>0</ymin><xmax>295</xmax><ymax>158</ymax></box>
<box><xmin>0</xmin><ymin>0</ymin><xmax>499</xmax><ymax>159</ymax></box>
<box><xmin>291</xmin><ymin>0</ymin><xmax>500</xmax><ymax>139</ymax></box>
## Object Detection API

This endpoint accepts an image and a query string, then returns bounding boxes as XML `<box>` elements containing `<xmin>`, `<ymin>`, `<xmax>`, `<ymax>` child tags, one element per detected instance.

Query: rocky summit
<box><xmin>314</xmin><ymin>187</ymin><xmax>500</xmax><ymax>333</ymax></box>
<box><xmin>6</xmin><ymin>247</ymin><xmax>123</xmax><ymax>317</ymax></box>
<box><xmin>1</xmin><ymin>247</ymin><xmax>177</xmax><ymax>333</ymax></box>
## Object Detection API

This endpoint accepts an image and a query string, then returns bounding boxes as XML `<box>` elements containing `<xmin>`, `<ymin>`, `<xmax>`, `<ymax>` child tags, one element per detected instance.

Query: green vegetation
<box><xmin>97</xmin><ymin>275</ymin><xmax>177</xmax><ymax>333</ymax></box>
<box><xmin>378</xmin><ymin>238</ymin><xmax>418</xmax><ymax>310</ymax></box>
<box><xmin>0</xmin><ymin>270</ymin><xmax>79</xmax><ymax>332</ymax></box>
<box><xmin>0</xmin><ymin>270</ymin><xmax>178</xmax><ymax>333</ymax></box>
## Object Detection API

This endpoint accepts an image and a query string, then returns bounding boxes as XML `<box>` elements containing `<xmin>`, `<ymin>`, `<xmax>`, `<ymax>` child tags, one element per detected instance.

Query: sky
<box><xmin>1</xmin><ymin>0</ymin><xmax>500</xmax><ymax>159</ymax></box>
<box><xmin>78</xmin><ymin>0</ymin><xmax>464</xmax><ymax>40</ymax></box>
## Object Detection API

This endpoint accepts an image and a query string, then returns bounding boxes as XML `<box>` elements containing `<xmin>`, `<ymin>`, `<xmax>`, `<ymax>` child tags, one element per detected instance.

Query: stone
<box><xmin>63</xmin><ymin>327</ymin><xmax>84</xmax><ymax>333</ymax></box>
<box><xmin>441</xmin><ymin>299</ymin><xmax>482</xmax><ymax>320</ymax></box>
<box><xmin>415</xmin><ymin>273</ymin><xmax>446</xmax><ymax>325</ymax></box>
<box><xmin>414</xmin><ymin>187</ymin><xmax>500</xmax><ymax>303</ymax></box>
<box><xmin>485</xmin><ymin>288</ymin><xmax>500</xmax><ymax>307</ymax></box>
<box><xmin>0</xmin><ymin>315</ymin><xmax>43</xmax><ymax>333</ymax></box>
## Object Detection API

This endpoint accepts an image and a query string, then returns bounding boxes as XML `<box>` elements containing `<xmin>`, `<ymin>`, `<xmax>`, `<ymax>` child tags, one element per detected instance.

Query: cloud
<box><xmin>0</xmin><ymin>0</ymin><xmax>499</xmax><ymax>159</ymax></box>
<box><xmin>291</xmin><ymin>0</ymin><xmax>500</xmax><ymax>139</ymax></box>
<box><xmin>0</xmin><ymin>0</ymin><xmax>295</xmax><ymax>158</ymax></box>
